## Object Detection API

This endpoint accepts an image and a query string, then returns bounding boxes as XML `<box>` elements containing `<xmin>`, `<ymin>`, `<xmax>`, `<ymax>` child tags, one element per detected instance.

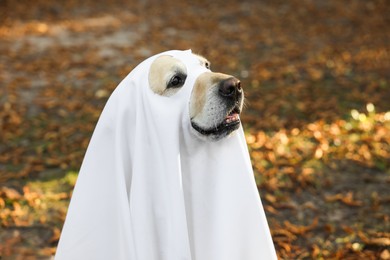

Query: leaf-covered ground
<box><xmin>1</xmin><ymin>0</ymin><xmax>389</xmax><ymax>259</ymax></box>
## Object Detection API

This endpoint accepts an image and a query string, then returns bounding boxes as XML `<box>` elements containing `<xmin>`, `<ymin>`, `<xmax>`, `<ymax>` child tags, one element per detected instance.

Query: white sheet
<box><xmin>55</xmin><ymin>50</ymin><xmax>277</xmax><ymax>260</ymax></box>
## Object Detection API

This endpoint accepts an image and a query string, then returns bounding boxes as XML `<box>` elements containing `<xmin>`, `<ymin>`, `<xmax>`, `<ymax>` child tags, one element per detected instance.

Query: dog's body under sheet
<box><xmin>55</xmin><ymin>50</ymin><xmax>277</xmax><ymax>260</ymax></box>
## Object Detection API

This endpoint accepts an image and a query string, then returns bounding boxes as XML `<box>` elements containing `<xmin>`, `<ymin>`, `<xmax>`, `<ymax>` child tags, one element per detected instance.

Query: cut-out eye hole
<box><xmin>167</xmin><ymin>74</ymin><xmax>187</xmax><ymax>88</ymax></box>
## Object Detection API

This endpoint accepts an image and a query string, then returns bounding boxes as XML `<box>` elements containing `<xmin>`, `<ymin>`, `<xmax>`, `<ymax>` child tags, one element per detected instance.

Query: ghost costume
<box><xmin>55</xmin><ymin>50</ymin><xmax>277</xmax><ymax>260</ymax></box>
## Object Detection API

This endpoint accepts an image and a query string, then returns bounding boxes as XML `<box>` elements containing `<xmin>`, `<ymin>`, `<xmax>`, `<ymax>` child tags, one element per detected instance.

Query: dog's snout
<box><xmin>219</xmin><ymin>77</ymin><xmax>241</xmax><ymax>98</ymax></box>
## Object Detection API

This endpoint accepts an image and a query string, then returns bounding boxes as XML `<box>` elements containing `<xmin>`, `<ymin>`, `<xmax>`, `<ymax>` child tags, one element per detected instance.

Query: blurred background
<box><xmin>0</xmin><ymin>0</ymin><xmax>389</xmax><ymax>259</ymax></box>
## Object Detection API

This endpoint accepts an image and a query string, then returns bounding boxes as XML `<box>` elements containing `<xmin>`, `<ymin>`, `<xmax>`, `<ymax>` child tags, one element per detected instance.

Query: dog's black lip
<box><xmin>191</xmin><ymin>119</ymin><xmax>240</xmax><ymax>136</ymax></box>
<box><xmin>229</xmin><ymin>105</ymin><xmax>241</xmax><ymax>115</ymax></box>
<box><xmin>191</xmin><ymin>102</ymin><xmax>242</xmax><ymax>136</ymax></box>
<box><xmin>191</xmin><ymin>105</ymin><xmax>241</xmax><ymax>136</ymax></box>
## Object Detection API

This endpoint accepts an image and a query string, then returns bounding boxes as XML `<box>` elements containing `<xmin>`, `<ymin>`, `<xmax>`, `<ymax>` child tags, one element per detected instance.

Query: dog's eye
<box><xmin>205</xmin><ymin>62</ymin><xmax>210</xmax><ymax>69</ymax></box>
<box><xmin>168</xmin><ymin>74</ymin><xmax>186</xmax><ymax>88</ymax></box>
<box><xmin>171</xmin><ymin>76</ymin><xmax>182</xmax><ymax>86</ymax></box>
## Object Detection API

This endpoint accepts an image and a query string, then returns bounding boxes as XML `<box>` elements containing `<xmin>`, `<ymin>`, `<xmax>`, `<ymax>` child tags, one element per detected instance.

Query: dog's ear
<box><xmin>148</xmin><ymin>55</ymin><xmax>187</xmax><ymax>97</ymax></box>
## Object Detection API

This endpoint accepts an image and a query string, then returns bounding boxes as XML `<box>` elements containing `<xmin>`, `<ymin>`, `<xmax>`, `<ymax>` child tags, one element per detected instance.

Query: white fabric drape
<box><xmin>55</xmin><ymin>50</ymin><xmax>277</xmax><ymax>260</ymax></box>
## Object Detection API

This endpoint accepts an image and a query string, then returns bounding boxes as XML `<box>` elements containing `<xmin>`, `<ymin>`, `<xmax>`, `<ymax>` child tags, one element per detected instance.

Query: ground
<box><xmin>0</xmin><ymin>0</ymin><xmax>389</xmax><ymax>259</ymax></box>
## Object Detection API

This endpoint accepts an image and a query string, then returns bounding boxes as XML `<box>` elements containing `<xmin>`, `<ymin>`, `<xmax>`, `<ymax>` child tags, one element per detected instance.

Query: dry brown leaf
<box><xmin>283</xmin><ymin>217</ymin><xmax>318</xmax><ymax>235</ymax></box>
<box><xmin>325</xmin><ymin>192</ymin><xmax>363</xmax><ymax>207</ymax></box>
<box><xmin>381</xmin><ymin>249</ymin><xmax>390</xmax><ymax>260</ymax></box>
<box><xmin>272</xmin><ymin>228</ymin><xmax>297</xmax><ymax>241</ymax></box>
<box><xmin>0</xmin><ymin>187</ymin><xmax>22</xmax><ymax>200</ymax></box>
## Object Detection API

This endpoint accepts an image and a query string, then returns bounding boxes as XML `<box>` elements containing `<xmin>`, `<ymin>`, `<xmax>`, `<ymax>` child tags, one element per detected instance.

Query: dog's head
<box><xmin>148</xmin><ymin>54</ymin><xmax>244</xmax><ymax>141</ymax></box>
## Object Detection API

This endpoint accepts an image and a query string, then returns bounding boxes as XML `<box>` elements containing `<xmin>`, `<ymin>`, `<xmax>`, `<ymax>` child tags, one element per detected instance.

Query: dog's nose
<box><xmin>219</xmin><ymin>77</ymin><xmax>242</xmax><ymax>98</ymax></box>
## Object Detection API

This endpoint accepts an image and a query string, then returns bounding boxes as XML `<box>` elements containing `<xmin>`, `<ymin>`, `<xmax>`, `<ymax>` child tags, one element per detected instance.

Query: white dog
<box><xmin>149</xmin><ymin>54</ymin><xmax>243</xmax><ymax>141</ymax></box>
<box><xmin>55</xmin><ymin>50</ymin><xmax>276</xmax><ymax>260</ymax></box>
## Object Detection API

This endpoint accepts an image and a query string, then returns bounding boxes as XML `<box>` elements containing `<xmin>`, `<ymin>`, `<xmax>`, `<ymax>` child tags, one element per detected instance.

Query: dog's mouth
<box><xmin>191</xmin><ymin>105</ymin><xmax>241</xmax><ymax>138</ymax></box>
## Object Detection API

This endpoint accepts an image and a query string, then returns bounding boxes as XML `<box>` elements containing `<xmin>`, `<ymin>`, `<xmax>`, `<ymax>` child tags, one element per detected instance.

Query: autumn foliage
<box><xmin>1</xmin><ymin>0</ymin><xmax>389</xmax><ymax>259</ymax></box>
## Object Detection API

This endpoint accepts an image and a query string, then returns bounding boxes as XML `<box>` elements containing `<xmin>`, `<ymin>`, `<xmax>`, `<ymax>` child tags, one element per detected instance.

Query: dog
<box><xmin>148</xmin><ymin>54</ymin><xmax>244</xmax><ymax>141</ymax></box>
<box><xmin>55</xmin><ymin>51</ymin><xmax>277</xmax><ymax>260</ymax></box>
